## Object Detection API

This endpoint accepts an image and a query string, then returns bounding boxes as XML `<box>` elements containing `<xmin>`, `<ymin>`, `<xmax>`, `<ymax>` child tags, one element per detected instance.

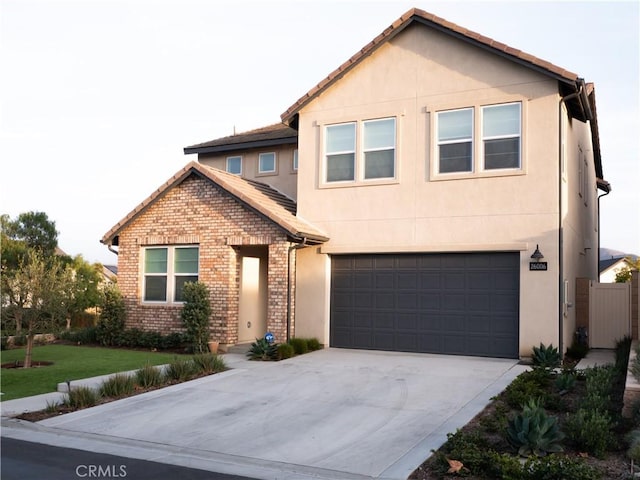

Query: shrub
<box><xmin>521</xmin><ymin>454</ymin><xmax>600</xmax><ymax>480</ymax></box>
<box><xmin>288</xmin><ymin>337</ymin><xmax>309</xmax><ymax>355</ymax></box>
<box><xmin>64</xmin><ymin>386</ymin><xmax>99</xmax><ymax>409</ymax></box>
<box><xmin>180</xmin><ymin>282</ymin><xmax>212</xmax><ymax>354</ymax></box>
<box><xmin>135</xmin><ymin>363</ymin><xmax>165</xmax><ymax>388</ymax></box>
<box><xmin>59</xmin><ymin>326</ymin><xmax>98</xmax><ymax>345</ymax></box>
<box><xmin>506</xmin><ymin>397</ymin><xmax>564</xmax><ymax>457</ymax></box>
<box><xmin>160</xmin><ymin>332</ymin><xmax>185</xmax><ymax>350</ymax></box>
<box><xmin>554</xmin><ymin>371</ymin><xmax>576</xmax><ymax>394</ymax></box>
<box><xmin>96</xmin><ymin>284</ymin><xmax>126</xmax><ymax>346</ymax></box>
<box><xmin>165</xmin><ymin>357</ymin><xmax>197</xmax><ymax>381</ymax></box>
<box><xmin>503</xmin><ymin>370</ymin><xmax>550</xmax><ymax>409</ymax></box>
<box><xmin>565</xmin><ymin>408</ymin><xmax>615</xmax><ymax>458</ymax></box>
<box><xmin>565</xmin><ymin>340</ymin><xmax>589</xmax><ymax>360</ymax></box>
<box><xmin>247</xmin><ymin>338</ymin><xmax>278</xmax><ymax>361</ymax></box>
<box><xmin>277</xmin><ymin>343</ymin><xmax>295</xmax><ymax>360</ymax></box>
<box><xmin>615</xmin><ymin>335</ymin><xmax>632</xmax><ymax>373</ymax></box>
<box><xmin>532</xmin><ymin>343</ymin><xmax>561</xmax><ymax>370</ymax></box>
<box><xmin>100</xmin><ymin>373</ymin><xmax>136</xmax><ymax>398</ymax></box>
<box><xmin>306</xmin><ymin>338</ymin><xmax>322</xmax><ymax>351</ymax></box>
<box><xmin>192</xmin><ymin>353</ymin><xmax>226</xmax><ymax>374</ymax></box>
<box><xmin>627</xmin><ymin>430</ymin><xmax>640</xmax><ymax>463</ymax></box>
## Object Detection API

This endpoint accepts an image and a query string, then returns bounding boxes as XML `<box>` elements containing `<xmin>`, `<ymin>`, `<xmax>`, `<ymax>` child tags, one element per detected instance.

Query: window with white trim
<box><xmin>324</xmin><ymin>117</ymin><xmax>396</xmax><ymax>183</ymax></box>
<box><xmin>292</xmin><ymin>149</ymin><xmax>298</xmax><ymax>171</ymax></box>
<box><xmin>143</xmin><ymin>246</ymin><xmax>199</xmax><ymax>303</ymax></box>
<box><xmin>226</xmin><ymin>156</ymin><xmax>242</xmax><ymax>175</ymax></box>
<box><xmin>434</xmin><ymin>102</ymin><xmax>522</xmax><ymax>176</ymax></box>
<box><xmin>258</xmin><ymin>152</ymin><xmax>276</xmax><ymax>174</ymax></box>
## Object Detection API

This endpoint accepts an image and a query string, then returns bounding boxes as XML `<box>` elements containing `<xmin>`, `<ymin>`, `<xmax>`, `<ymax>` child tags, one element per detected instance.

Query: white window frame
<box><xmin>362</xmin><ymin>117</ymin><xmax>396</xmax><ymax>180</ymax></box>
<box><xmin>292</xmin><ymin>149</ymin><xmax>298</xmax><ymax>172</ymax></box>
<box><xmin>436</xmin><ymin>107</ymin><xmax>474</xmax><ymax>175</ymax></box>
<box><xmin>142</xmin><ymin>246</ymin><xmax>199</xmax><ymax>304</ymax></box>
<box><xmin>258</xmin><ymin>152</ymin><xmax>277</xmax><ymax>175</ymax></box>
<box><xmin>226</xmin><ymin>156</ymin><xmax>242</xmax><ymax>175</ymax></box>
<box><xmin>322</xmin><ymin>116</ymin><xmax>398</xmax><ymax>186</ymax></box>
<box><xmin>481</xmin><ymin>102</ymin><xmax>521</xmax><ymax>171</ymax></box>
<box><xmin>430</xmin><ymin>100</ymin><xmax>524</xmax><ymax>181</ymax></box>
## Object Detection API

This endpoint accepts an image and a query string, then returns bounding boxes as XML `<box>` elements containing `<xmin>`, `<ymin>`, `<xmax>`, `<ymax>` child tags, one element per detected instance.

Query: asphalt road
<box><xmin>1</xmin><ymin>437</ymin><xmax>257</xmax><ymax>480</ymax></box>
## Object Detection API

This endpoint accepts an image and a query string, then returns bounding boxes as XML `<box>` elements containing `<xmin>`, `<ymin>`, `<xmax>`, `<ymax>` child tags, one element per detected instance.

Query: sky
<box><xmin>1</xmin><ymin>0</ymin><xmax>638</xmax><ymax>265</ymax></box>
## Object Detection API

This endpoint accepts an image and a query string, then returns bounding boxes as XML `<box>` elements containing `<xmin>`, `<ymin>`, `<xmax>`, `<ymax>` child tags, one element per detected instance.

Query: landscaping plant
<box><xmin>247</xmin><ymin>337</ymin><xmax>278</xmax><ymax>361</ymax></box>
<box><xmin>100</xmin><ymin>373</ymin><xmax>136</xmax><ymax>398</ymax></box>
<box><xmin>532</xmin><ymin>343</ymin><xmax>561</xmax><ymax>370</ymax></box>
<box><xmin>180</xmin><ymin>282</ymin><xmax>212</xmax><ymax>354</ymax></box>
<box><xmin>135</xmin><ymin>363</ymin><xmax>165</xmax><ymax>388</ymax></box>
<box><xmin>288</xmin><ymin>337</ymin><xmax>309</xmax><ymax>355</ymax></box>
<box><xmin>192</xmin><ymin>353</ymin><xmax>226</xmax><ymax>374</ymax></box>
<box><xmin>506</xmin><ymin>397</ymin><xmax>565</xmax><ymax>457</ymax></box>
<box><xmin>96</xmin><ymin>284</ymin><xmax>126</xmax><ymax>346</ymax></box>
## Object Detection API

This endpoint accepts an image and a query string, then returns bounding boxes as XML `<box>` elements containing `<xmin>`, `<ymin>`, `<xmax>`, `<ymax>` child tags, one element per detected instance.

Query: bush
<box><xmin>100</xmin><ymin>373</ymin><xmax>136</xmax><ymax>398</ymax></box>
<box><xmin>521</xmin><ymin>454</ymin><xmax>601</xmax><ymax>480</ymax></box>
<box><xmin>503</xmin><ymin>370</ymin><xmax>550</xmax><ymax>409</ymax></box>
<box><xmin>135</xmin><ymin>363</ymin><xmax>165</xmax><ymax>388</ymax></box>
<box><xmin>165</xmin><ymin>357</ymin><xmax>197</xmax><ymax>381</ymax></box>
<box><xmin>288</xmin><ymin>337</ymin><xmax>309</xmax><ymax>355</ymax></box>
<box><xmin>247</xmin><ymin>338</ymin><xmax>278</xmax><ymax>361</ymax></box>
<box><xmin>277</xmin><ymin>343</ymin><xmax>295</xmax><ymax>360</ymax></box>
<box><xmin>435</xmin><ymin>429</ymin><xmax>500</xmax><ymax>477</ymax></box>
<box><xmin>306</xmin><ymin>338</ymin><xmax>322</xmax><ymax>351</ymax></box>
<box><xmin>96</xmin><ymin>284</ymin><xmax>126</xmax><ymax>346</ymax></box>
<box><xmin>192</xmin><ymin>353</ymin><xmax>226</xmax><ymax>374</ymax></box>
<box><xmin>64</xmin><ymin>386</ymin><xmax>99</xmax><ymax>409</ymax></box>
<box><xmin>554</xmin><ymin>371</ymin><xmax>576</xmax><ymax>394</ymax></box>
<box><xmin>58</xmin><ymin>326</ymin><xmax>98</xmax><ymax>345</ymax></box>
<box><xmin>506</xmin><ymin>397</ymin><xmax>565</xmax><ymax>457</ymax></box>
<box><xmin>565</xmin><ymin>408</ymin><xmax>615</xmax><ymax>458</ymax></box>
<box><xmin>180</xmin><ymin>282</ymin><xmax>212</xmax><ymax>354</ymax></box>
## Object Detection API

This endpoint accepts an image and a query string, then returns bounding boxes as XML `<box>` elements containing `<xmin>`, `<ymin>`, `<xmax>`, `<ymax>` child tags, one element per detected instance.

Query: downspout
<box><xmin>107</xmin><ymin>244</ymin><xmax>119</xmax><ymax>256</ymax></box>
<box><xmin>558</xmin><ymin>83</ymin><xmax>584</xmax><ymax>356</ymax></box>
<box><xmin>287</xmin><ymin>238</ymin><xmax>308</xmax><ymax>342</ymax></box>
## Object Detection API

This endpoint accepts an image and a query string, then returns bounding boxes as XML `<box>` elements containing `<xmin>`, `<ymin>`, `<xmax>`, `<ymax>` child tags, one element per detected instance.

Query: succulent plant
<box><xmin>532</xmin><ymin>343</ymin><xmax>561</xmax><ymax>370</ymax></box>
<box><xmin>506</xmin><ymin>397</ymin><xmax>565</xmax><ymax>457</ymax></box>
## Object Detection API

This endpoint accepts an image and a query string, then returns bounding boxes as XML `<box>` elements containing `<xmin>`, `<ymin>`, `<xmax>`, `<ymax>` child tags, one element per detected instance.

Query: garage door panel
<box><xmin>330</xmin><ymin>252</ymin><xmax>519</xmax><ymax>358</ymax></box>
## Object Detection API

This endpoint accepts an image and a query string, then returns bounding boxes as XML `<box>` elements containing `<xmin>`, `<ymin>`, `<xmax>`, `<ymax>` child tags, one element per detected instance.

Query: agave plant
<box><xmin>532</xmin><ymin>343</ymin><xmax>561</xmax><ymax>370</ymax></box>
<box><xmin>506</xmin><ymin>397</ymin><xmax>565</xmax><ymax>457</ymax></box>
<box><xmin>247</xmin><ymin>337</ymin><xmax>278</xmax><ymax>361</ymax></box>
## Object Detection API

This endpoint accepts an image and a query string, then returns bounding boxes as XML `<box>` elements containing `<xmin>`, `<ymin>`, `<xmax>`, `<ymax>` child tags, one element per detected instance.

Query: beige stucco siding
<box><xmin>198</xmin><ymin>145</ymin><xmax>298</xmax><ymax>200</ymax></box>
<box><xmin>293</xmin><ymin>24</ymin><xmax>573</xmax><ymax>356</ymax></box>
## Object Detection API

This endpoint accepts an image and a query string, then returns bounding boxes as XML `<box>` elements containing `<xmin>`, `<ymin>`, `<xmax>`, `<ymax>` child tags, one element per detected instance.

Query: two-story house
<box><xmin>101</xmin><ymin>8</ymin><xmax>610</xmax><ymax>359</ymax></box>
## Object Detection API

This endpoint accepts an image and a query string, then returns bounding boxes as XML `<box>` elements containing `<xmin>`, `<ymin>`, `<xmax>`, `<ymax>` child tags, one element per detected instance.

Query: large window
<box><xmin>324</xmin><ymin>117</ymin><xmax>396</xmax><ymax>183</ymax></box>
<box><xmin>226</xmin><ymin>156</ymin><xmax>242</xmax><ymax>175</ymax></box>
<box><xmin>143</xmin><ymin>246</ymin><xmax>199</xmax><ymax>303</ymax></box>
<box><xmin>435</xmin><ymin>102</ymin><xmax>521</xmax><ymax>176</ymax></box>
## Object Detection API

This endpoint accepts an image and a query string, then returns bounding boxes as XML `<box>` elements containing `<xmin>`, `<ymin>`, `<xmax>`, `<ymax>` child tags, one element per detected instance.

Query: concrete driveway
<box><xmin>3</xmin><ymin>349</ymin><xmax>523</xmax><ymax>480</ymax></box>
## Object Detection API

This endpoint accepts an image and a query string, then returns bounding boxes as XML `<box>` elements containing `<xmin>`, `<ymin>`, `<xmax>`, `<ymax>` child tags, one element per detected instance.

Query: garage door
<box><xmin>330</xmin><ymin>252</ymin><xmax>519</xmax><ymax>358</ymax></box>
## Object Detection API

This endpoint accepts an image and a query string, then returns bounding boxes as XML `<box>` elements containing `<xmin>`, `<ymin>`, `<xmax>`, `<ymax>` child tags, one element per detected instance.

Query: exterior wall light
<box><xmin>531</xmin><ymin>245</ymin><xmax>544</xmax><ymax>260</ymax></box>
<box><xmin>530</xmin><ymin>245</ymin><xmax>547</xmax><ymax>271</ymax></box>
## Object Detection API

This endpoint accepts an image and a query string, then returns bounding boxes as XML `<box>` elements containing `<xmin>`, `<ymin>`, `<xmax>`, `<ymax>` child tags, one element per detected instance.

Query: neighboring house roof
<box><xmin>101</xmin><ymin>161</ymin><xmax>329</xmax><ymax>246</ymax></box>
<box><xmin>102</xmin><ymin>265</ymin><xmax>117</xmax><ymax>282</ymax></box>
<box><xmin>599</xmin><ymin>257</ymin><xmax>633</xmax><ymax>275</ymax></box>
<box><xmin>104</xmin><ymin>265</ymin><xmax>118</xmax><ymax>275</ymax></box>
<box><xmin>184</xmin><ymin>123</ymin><xmax>297</xmax><ymax>156</ymax></box>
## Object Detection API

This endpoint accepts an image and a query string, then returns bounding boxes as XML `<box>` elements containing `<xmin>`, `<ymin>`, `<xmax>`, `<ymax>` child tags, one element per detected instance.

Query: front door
<box><xmin>238</xmin><ymin>255</ymin><xmax>267</xmax><ymax>343</ymax></box>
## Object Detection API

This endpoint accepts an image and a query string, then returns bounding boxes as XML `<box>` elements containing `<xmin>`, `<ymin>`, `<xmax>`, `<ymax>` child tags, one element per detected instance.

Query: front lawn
<box><xmin>0</xmin><ymin>344</ymin><xmax>188</xmax><ymax>401</ymax></box>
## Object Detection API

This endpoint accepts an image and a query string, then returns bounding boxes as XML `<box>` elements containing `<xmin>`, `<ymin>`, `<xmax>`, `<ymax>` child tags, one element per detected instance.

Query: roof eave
<box><xmin>184</xmin><ymin>136</ymin><xmax>298</xmax><ymax>155</ymax></box>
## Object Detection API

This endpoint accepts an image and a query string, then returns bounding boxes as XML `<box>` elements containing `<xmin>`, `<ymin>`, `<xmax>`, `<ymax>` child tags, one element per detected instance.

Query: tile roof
<box><xmin>101</xmin><ymin>161</ymin><xmax>329</xmax><ymax>246</ymax></box>
<box><xmin>281</xmin><ymin>7</ymin><xmax>583</xmax><ymax>125</ymax></box>
<box><xmin>184</xmin><ymin>123</ymin><xmax>297</xmax><ymax>155</ymax></box>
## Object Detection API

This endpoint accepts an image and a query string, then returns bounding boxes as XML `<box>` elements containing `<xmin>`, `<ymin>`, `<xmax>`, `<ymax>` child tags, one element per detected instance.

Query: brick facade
<box><xmin>116</xmin><ymin>174</ymin><xmax>295</xmax><ymax>344</ymax></box>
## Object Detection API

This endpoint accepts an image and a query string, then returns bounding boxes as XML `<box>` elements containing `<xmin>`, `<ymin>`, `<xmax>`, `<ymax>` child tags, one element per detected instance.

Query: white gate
<box><xmin>589</xmin><ymin>281</ymin><xmax>632</xmax><ymax>348</ymax></box>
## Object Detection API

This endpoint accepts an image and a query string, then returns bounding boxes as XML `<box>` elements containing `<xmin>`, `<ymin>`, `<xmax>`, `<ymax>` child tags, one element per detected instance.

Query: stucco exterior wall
<box><xmin>292</xmin><ymin>23</ymin><xmax>595</xmax><ymax>356</ymax></box>
<box><xmin>198</xmin><ymin>145</ymin><xmax>298</xmax><ymax>200</ymax></box>
<box><xmin>115</xmin><ymin>174</ymin><xmax>292</xmax><ymax>344</ymax></box>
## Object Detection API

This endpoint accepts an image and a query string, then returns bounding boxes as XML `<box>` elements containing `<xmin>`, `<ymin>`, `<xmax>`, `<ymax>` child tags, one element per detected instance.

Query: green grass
<box><xmin>0</xmin><ymin>345</ymin><xmax>186</xmax><ymax>401</ymax></box>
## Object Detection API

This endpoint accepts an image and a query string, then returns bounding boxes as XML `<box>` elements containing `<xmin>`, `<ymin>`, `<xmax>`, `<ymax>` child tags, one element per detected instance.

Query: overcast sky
<box><xmin>1</xmin><ymin>0</ymin><xmax>638</xmax><ymax>265</ymax></box>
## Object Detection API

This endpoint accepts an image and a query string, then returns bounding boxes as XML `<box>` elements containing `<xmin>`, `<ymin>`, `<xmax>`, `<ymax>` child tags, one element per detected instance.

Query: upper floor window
<box><xmin>324</xmin><ymin>117</ymin><xmax>396</xmax><ymax>184</ymax></box>
<box><xmin>143</xmin><ymin>246</ymin><xmax>199</xmax><ymax>303</ymax></box>
<box><xmin>435</xmin><ymin>102</ymin><xmax>521</xmax><ymax>176</ymax></box>
<box><xmin>258</xmin><ymin>152</ymin><xmax>277</xmax><ymax>174</ymax></box>
<box><xmin>226</xmin><ymin>156</ymin><xmax>242</xmax><ymax>175</ymax></box>
<box><xmin>292</xmin><ymin>149</ymin><xmax>298</xmax><ymax>171</ymax></box>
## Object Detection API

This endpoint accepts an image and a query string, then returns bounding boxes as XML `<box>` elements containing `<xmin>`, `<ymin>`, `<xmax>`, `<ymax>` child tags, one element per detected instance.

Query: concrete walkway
<box><xmin>1</xmin><ymin>349</ymin><xmax>524</xmax><ymax>480</ymax></box>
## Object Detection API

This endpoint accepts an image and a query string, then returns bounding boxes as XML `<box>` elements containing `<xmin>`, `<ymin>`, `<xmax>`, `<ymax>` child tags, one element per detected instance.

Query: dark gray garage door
<box><xmin>330</xmin><ymin>252</ymin><xmax>519</xmax><ymax>358</ymax></box>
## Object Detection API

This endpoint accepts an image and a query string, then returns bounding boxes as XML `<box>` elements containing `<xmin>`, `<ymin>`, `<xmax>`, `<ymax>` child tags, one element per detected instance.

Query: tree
<box><xmin>96</xmin><ymin>284</ymin><xmax>126</xmax><ymax>346</ymax></box>
<box><xmin>62</xmin><ymin>255</ymin><xmax>104</xmax><ymax>328</ymax></box>
<box><xmin>11</xmin><ymin>251</ymin><xmax>68</xmax><ymax>367</ymax></box>
<box><xmin>181</xmin><ymin>282</ymin><xmax>212</xmax><ymax>354</ymax></box>
<box><xmin>10</xmin><ymin>211</ymin><xmax>59</xmax><ymax>257</ymax></box>
<box><xmin>615</xmin><ymin>257</ymin><xmax>640</xmax><ymax>283</ymax></box>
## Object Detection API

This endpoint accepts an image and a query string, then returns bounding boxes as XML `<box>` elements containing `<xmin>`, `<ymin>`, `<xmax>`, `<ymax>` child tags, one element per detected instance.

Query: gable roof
<box><xmin>599</xmin><ymin>256</ymin><xmax>633</xmax><ymax>274</ymax></box>
<box><xmin>101</xmin><ymin>161</ymin><xmax>329</xmax><ymax>246</ymax></box>
<box><xmin>280</xmin><ymin>7</ymin><xmax>591</xmax><ymax>126</ymax></box>
<box><xmin>184</xmin><ymin>123</ymin><xmax>297</xmax><ymax>156</ymax></box>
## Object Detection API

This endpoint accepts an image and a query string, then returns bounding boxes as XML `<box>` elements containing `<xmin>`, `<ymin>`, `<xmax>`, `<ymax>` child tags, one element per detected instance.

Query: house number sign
<box><xmin>529</xmin><ymin>262</ymin><xmax>548</xmax><ymax>271</ymax></box>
